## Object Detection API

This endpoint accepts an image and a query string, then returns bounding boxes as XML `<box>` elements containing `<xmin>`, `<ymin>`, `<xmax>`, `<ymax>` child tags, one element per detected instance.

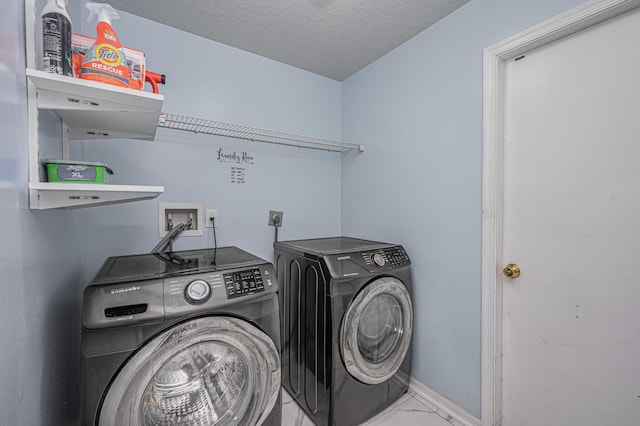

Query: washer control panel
<box><xmin>371</xmin><ymin>252</ymin><xmax>386</xmax><ymax>267</ymax></box>
<box><xmin>184</xmin><ymin>279</ymin><xmax>211</xmax><ymax>304</ymax></box>
<box><xmin>224</xmin><ymin>268</ymin><xmax>265</xmax><ymax>298</ymax></box>
<box><xmin>362</xmin><ymin>246</ymin><xmax>410</xmax><ymax>268</ymax></box>
<box><xmin>162</xmin><ymin>263</ymin><xmax>275</xmax><ymax>319</ymax></box>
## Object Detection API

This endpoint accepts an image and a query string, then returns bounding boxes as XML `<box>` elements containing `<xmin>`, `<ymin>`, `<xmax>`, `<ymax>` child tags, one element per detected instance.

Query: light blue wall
<box><xmin>75</xmin><ymin>10</ymin><xmax>344</xmax><ymax>280</ymax></box>
<box><xmin>1</xmin><ymin>2</ymin><xmax>84</xmax><ymax>425</ymax></box>
<box><xmin>341</xmin><ymin>0</ymin><xmax>587</xmax><ymax>416</ymax></box>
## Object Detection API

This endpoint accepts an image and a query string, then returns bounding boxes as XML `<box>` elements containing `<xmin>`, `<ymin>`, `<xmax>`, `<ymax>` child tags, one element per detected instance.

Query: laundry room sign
<box><xmin>217</xmin><ymin>148</ymin><xmax>255</xmax><ymax>165</ymax></box>
<box><xmin>217</xmin><ymin>148</ymin><xmax>254</xmax><ymax>184</ymax></box>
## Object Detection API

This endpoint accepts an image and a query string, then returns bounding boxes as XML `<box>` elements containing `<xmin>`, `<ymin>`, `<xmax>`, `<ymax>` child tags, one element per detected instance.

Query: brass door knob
<box><xmin>503</xmin><ymin>264</ymin><xmax>521</xmax><ymax>278</ymax></box>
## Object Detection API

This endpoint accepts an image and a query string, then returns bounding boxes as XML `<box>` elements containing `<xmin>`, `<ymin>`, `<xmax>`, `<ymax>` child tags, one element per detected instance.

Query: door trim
<box><xmin>480</xmin><ymin>0</ymin><xmax>640</xmax><ymax>424</ymax></box>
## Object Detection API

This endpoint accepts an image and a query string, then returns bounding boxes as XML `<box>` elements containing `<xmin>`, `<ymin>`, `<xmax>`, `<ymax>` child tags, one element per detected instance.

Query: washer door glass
<box><xmin>98</xmin><ymin>316</ymin><xmax>280</xmax><ymax>426</ymax></box>
<box><xmin>340</xmin><ymin>277</ymin><xmax>412</xmax><ymax>384</ymax></box>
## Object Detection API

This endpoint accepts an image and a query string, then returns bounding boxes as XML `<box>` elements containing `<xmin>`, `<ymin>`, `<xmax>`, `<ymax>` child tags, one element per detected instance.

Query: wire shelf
<box><xmin>157</xmin><ymin>113</ymin><xmax>364</xmax><ymax>153</ymax></box>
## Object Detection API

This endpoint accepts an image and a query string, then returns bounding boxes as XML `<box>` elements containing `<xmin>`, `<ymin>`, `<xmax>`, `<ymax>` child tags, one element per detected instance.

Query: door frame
<box><xmin>480</xmin><ymin>0</ymin><xmax>640</xmax><ymax>424</ymax></box>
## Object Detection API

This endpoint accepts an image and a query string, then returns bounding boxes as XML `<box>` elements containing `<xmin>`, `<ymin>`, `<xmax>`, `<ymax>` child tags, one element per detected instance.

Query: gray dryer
<box><xmin>274</xmin><ymin>237</ymin><xmax>413</xmax><ymax>426</ymax></box>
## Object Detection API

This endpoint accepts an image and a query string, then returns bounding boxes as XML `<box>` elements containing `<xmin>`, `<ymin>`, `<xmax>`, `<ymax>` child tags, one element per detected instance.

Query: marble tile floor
<box><xmin>281</xmin><ymin>387</ymin><xmax>458</xmax><ymax>426</ymax></box>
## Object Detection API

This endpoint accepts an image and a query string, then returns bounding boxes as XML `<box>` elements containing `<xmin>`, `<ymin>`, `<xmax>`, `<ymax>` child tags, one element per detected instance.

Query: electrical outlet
<box><xmin>268</xmin><ymin>210</ymin><xmax>283</xmax><ymax>227</ymax></box>
<box><xmin>205</xmin><ymin>209</ymin><xmax>219</xmax><ymax>228</ymax></box>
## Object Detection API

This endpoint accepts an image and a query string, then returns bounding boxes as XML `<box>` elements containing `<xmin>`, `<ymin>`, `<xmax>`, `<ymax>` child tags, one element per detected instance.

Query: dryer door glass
<box><xmin>98</xmin><ymin>316</ymin><xmax>280</xmax><ymax>426</ymax></box>
<box><xmin>340</xmin><ymin>277</ymin><xmax>413</xmax><ymax>384</ymax></box>
<box><xmin>357</xmin><ymin>293</ymin><xmax>403</xmax><ymax>363</ymax></box>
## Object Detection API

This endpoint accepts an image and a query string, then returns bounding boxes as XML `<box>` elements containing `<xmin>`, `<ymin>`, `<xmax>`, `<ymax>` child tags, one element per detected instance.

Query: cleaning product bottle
<box><xmin>41</xmin><ymin>0</ymin><xmax>73</xmax><ymax>76</ymax></box>
<box><xmin>80</xmin><ymin>2</ymin><xmax>129</xmax><ymax>88</ymax></box>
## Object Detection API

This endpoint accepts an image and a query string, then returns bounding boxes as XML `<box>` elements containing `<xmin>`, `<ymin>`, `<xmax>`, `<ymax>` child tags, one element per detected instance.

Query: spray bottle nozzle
<box><xmin>85</xmin><ymin>1</ymin><xmax>120</xmax><ymax>23</ymax></box>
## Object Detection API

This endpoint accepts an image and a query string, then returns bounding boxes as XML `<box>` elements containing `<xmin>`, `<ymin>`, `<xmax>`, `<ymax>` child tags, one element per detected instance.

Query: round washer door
<box><xmin>340</xmin><ymin>277</ymin><xmax>413</xmax><ymax>384</ymax></box>
<box><xmin>98</xmin><ymin>316</ymin><xmax>281</xmax><ymax>426</ymax></box>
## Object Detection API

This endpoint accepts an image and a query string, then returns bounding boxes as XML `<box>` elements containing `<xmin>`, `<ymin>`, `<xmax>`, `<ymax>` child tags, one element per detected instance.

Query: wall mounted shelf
<box><xmin>157</xmin><ymin>113</ymin><xmax>365</xmax><ymax>153</ymax></box>
<box><xmin>24</xmin><ymin>0</ymin><xmax>166</xmax><ymax>210</ymax></box>
<box><xmin>29</xmin><ymin>182</ymin><xmax>165</xmax><ymax>210</ymax></box>
<box><xmin>25</xmin><ymin>68</ymin><xmax>165</xmax><ymax>210</ymax></box>
<box><xmin>25</xmin><ymin>0</ymin><xmax>165</xmax><ymax>210</ymax></box>
<box><xmin>26</xmin><ymin>69</ymin><xmax>163</xmax><ymax>140</ymax></box>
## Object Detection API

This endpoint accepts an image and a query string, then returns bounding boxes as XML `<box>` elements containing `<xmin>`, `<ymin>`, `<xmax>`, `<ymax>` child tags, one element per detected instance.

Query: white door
<box><xmin>500</xmin><ymin>6</ymin><xmax>640</xmax><ymax>425</ymax></box>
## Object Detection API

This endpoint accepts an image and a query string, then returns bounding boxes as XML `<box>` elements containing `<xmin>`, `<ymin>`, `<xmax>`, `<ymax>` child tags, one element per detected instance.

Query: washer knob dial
<box><xmin>185</xmin><ymin>279</ymin><xmax>211</xmax><ymax>304</ymax></box>
<box><xmin>371</xmin><ymin>253</ymin><xmax>386</xmax><ymax>267</ymax></box>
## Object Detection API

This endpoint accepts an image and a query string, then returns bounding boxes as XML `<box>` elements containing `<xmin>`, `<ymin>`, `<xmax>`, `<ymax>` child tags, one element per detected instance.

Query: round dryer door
<box><xmin>98</xmin><ymin>316</ymin><xmax>281</xmax><ymax>426</ymax></box>
<box><xmin>340</xmin><ymin>277</ymin><xmax>413</xmax><ymax>384</ymax></box>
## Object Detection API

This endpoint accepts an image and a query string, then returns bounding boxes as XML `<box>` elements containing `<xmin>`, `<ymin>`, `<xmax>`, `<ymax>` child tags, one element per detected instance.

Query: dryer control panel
<box><xmin>321</xmin><ymin>245</ymin><xmax>411</xmax><ymax>278</ymax></box>
<box><xmin>363</xmin><ymin>246</ymin><xmax>411</xmax><ymax>268</ymax></box>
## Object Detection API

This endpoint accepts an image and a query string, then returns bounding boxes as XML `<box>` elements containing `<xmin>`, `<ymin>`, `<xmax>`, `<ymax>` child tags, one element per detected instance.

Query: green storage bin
<box><xmin>44</xmin><ymin>159</ymin><xmax>114</xmax><ymax>183</ymax></box>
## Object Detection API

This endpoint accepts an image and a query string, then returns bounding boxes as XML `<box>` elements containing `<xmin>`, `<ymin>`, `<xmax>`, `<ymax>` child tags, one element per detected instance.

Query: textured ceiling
<box><xmin>105</xmin><ymin>0</ymin><xmax>469</xmax><ymax>81</ymax></box>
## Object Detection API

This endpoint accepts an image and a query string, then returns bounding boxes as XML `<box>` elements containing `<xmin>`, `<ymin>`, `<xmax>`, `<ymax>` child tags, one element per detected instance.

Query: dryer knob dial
<box><xmin>185</xmin><ymin>279</ymin><xmax>211</xmax><ymax>304</ymax></box>
<box><xmin>371</xmin><ymin>253</ymin><xmax>386</xmax><ymax>267</ymax></box>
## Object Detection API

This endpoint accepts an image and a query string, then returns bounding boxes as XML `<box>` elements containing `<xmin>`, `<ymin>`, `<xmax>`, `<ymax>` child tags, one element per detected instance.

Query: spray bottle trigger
<box><xmin>85</xmin><ymin>1</ymin><xmax>120</xmax><ymax>23</ymax></box>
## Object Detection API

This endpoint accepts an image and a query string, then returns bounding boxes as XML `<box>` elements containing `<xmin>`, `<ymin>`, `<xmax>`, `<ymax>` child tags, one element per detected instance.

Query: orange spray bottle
<box><xmin>80</xmin><ymin>2</ymin><xmax>129</xmax><ymax>87</ymax></box>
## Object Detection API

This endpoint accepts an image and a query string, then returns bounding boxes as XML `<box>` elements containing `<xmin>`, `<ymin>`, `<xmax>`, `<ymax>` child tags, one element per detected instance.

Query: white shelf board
<box><xmin>29</xmin><ymin>182</ymin><xmax>164</xmax><ymax>210</ymax></box>
<box><xmin>26</xmin><ymin>69</ymin><xmax>164</xmax><ymax>140</ymax></box>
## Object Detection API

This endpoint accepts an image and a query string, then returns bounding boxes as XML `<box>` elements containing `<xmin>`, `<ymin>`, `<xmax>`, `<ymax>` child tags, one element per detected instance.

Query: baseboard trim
<box><xmin>409</xmin><ymin>378</ymin><xmax>481</xmax><ymax>426</ymax></box>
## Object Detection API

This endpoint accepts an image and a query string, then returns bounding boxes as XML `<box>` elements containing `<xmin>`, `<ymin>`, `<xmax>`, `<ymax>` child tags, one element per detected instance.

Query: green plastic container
<box><xmin>44</xmin><ymin>159</ymin><xmax>113</xmax><ymax>183</ymax></box>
